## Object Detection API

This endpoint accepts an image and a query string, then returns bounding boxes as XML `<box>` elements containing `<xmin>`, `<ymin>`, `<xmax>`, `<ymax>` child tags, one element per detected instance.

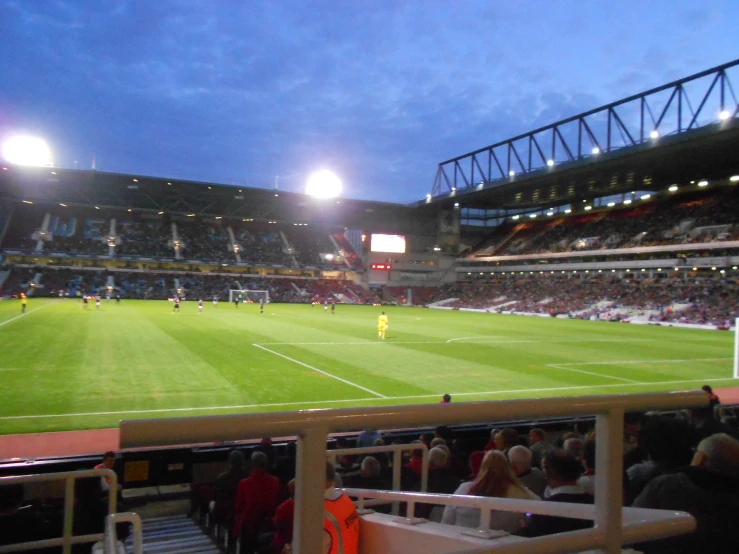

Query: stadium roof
<box><xmin>0</xmin><ymin>166</ymin><xmax>430</xmax><ymax>233</ymax></box>
<box><xmin>417</xmin><ymin>59</ymin><xmax>739</xmax><ymax>214</ymax></box>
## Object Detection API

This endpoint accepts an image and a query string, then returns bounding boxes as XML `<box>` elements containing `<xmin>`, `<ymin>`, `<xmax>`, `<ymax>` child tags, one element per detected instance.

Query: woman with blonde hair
<box><xmin>441</xmin><ymin>450</ymin><xmax>538</xmax><ymax>532</ymax></box>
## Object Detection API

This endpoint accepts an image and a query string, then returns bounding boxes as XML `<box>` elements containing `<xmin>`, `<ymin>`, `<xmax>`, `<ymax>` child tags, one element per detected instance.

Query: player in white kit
<box><xmin>213</xmin><ymin>295</ymin><xmax>218</xmax><ymax>307</ymax></box>
<box><xmin>198</xmin><ymin>299</ymin><xmax>203</xmax><ymax>314</ymax></box>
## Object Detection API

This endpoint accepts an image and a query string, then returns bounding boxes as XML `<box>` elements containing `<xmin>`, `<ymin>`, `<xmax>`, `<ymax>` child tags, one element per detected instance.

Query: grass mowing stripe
<box><xmin>252</xmin><ymin>344</ymin><xmax>387</xmax><ymax>398</ymax></box>
<box><xmin>545</xmin><ymin>364</ymin><xmax>638</xmax><ymax>383</ymax></box>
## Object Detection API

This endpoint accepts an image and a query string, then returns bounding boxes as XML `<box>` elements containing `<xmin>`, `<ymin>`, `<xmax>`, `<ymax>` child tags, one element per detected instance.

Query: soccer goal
<box><xmin>228</xmin><ymin>289</ymin><xmax>270</xmax><ymax>304</ymax></box>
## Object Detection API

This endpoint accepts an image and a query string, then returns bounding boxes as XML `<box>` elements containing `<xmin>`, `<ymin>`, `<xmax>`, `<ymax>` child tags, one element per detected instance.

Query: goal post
<box><xmin>228</xmin><ymin>289</ymin><xmax>270</xmax><ymax>304</ymax></box>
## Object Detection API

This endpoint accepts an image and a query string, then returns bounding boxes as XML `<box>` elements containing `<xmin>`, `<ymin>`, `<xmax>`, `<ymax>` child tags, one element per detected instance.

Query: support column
<box><xmin>109</xmin><ymin>218</ymin><xmax>117</xmax><ymax>257</ymax></box>
<box><xmin>595</xmin><ymin>409</ymin><xmax>624</xmax><ymax>554</ymax></box>
<box><xmin>36</xmin><ymin>213</ymin><xmax>51</xmax><ymax>252</ymax></box>
<box><xmin>292</xmin><ymin>425</ymin><xmax>329</xmax><ymax>554</ymax></box>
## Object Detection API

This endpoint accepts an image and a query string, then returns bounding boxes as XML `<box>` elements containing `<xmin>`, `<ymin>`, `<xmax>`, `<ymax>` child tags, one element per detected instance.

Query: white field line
<box><xmin>1</xmin><ymin>377</ymin><xmax>736</xmax><ymax>421</ymax></box>
<box><xmin>258</xmin><ymin>338</ymin><xmax>653</xmax><ymax>346</ymax></box>
<box><xmin>0</xmin><ymin>305</ymin><xmax>49</xmax><ymax>328</ymax></box>
<box><xmin>551</xmin><ymin>357</ymin><xmax>733</xmax><ymax>366</ymax></box>
<box><xmin>252</xmin><ymin>343</ymin><xmax>387</xmax><ymax>398</ymax></box>
<box><xmin>446</xmin><ymin>336</ymin><xmax>503</xmax><ymax>343</ymax></box>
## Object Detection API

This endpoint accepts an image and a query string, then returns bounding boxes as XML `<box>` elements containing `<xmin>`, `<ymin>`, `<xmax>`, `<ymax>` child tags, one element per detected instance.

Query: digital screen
<box><xmin>370</xmin><ymin>234</ymin><xmax>406</xmax><ymax>253</ymax></box>
<box><xmin>370</xmin><ymin>263</ymin><xmax>392</xmax><ymax>270</ymax></box>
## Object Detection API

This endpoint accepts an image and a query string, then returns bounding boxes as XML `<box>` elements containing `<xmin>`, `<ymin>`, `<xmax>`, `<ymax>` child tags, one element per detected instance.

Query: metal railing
<box><xmin>104</xmin><ymin>512</ymin><xmax>144</xmax><ymax>554</ymax></box>
<box><xmin>329</xmin><ymin>442</ymin><xmax>429</xmax><ymax>515</ymax></box>
<box><xmin>0</xmin><ymin>468</ymin><xmax>117</xmax><ymax>554</ymax></box>
<box><xmin>120</xmin><ymin>390</ymin><xmax>709</xmax><ymax>554</ymax></box>
<box><xmin>344</xmin><ymin>488</ymin><xmax>695</xmax><ymax>552</ymax></box>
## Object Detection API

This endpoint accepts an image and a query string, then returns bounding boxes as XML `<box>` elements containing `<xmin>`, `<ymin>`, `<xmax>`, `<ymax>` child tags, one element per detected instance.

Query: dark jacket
<box><xmin>212</xmin><ymin>467</ymin><xmax>249</xmax><ymax>525</ymax></box>
<box><xmin>523</xmin><ymin>491</ymin><xmax>594</xmax><ymax>537</ymax></box>
<box><xmin>632</xmin><ymin>466</ymin><xmax>739</xmax><ymax>553</ymax></box>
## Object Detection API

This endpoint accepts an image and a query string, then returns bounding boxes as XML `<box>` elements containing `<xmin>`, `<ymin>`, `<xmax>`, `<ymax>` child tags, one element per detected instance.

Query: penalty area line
<box><xmin>252</xmin><ymin>343</ymin><xmax>387</xmax><ymax>398</ymax></box>
<box><xmin>0</xmin><ymin>305</ymin><xmax>50</xmax><ymax>328</ymax></box>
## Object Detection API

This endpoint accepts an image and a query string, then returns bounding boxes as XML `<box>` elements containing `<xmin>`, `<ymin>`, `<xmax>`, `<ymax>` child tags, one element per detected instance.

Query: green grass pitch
<box><xmin>0</xmin><ymin>298</ymin><xmax>736</xmax><ymax>435</ymax></box>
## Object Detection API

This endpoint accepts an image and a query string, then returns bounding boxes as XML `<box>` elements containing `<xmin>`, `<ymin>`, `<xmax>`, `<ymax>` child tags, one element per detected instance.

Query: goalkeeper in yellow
<box><xmin>377</xmin><ymin>311</ymin><xmax>388</xmax><ymax>339</ymax></box>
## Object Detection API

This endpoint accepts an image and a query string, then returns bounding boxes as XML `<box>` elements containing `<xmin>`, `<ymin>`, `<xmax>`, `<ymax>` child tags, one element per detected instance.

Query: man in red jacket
<box><xmin>233</xmin><ymin>451</ymin><xmax>280</xmax><ymax>552</ymax></box>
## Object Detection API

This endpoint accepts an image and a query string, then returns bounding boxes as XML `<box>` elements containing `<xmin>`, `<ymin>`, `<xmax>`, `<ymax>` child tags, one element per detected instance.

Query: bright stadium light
<box><xmin>2</xmin><ymin>136</ymin><xmax>53</xmax><ymax>167</ymax></box>
<box><xmin>509</xmin><ymin>170</ymin><xmax>515</xmax><ymax>177</ymax></box>
<box><xmin>669</xmin><ymin>185</ymin><xmax>679</xmax><ymax>192</ymax></box>
<box><xmin>607</xmin><ymin>202</ymin><xmax>615</xmax><ymax>207</ymax></box>
<box><xmin>698</xmin><ymin>180</ymin><xmax>708</xmax><ymax>187</ymax></box>
<box><xmin>623</xmin><ymin>199</ymin><xmax>632</xmax><ymax>205</ymax></box>
<box><xmin>641</xmin><ymin>194</ymin><xmax>651</xmax><ymax>200</ymax></box>
<box><xmin>649</xmin><ymin>130</ymin><xmax>659</xmax><ymax>139</ymax></box>
<box><xmin>547</xmin><ymin>159</ymin><xmax>555</xmax><ymax>167</ymax></box>
<box><xmin>719</xmin><ymin>110</ymin><xmax>731</xmax><ymax>120</ymax></box>
<box><xmin>730</xmin><ymin>175</ymin><xmax>739</xmax><ymax>182</ymax></box>
<box><xmin>306</xmin><ymin>170</ymin><xmax>342</xmax><ymax>198</ymax></box>
<box><xmin>591</xmin><ymin>146</ymin><xmax>600</xmax><ymax>155</ymax></box>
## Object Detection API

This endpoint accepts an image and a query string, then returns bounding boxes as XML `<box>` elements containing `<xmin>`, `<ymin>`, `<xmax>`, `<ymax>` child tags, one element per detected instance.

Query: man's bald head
<box><xmin>693</xmin><ymin>433</ymin><xmax>739</xmax><ymax>477</ymax></box>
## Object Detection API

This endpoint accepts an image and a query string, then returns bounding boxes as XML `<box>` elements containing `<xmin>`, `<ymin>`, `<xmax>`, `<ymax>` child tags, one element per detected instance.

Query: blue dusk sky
<box><xmin>0</xmin><ymin>0</ymin><xmax>737</xmax><ymax>203</ymax></box>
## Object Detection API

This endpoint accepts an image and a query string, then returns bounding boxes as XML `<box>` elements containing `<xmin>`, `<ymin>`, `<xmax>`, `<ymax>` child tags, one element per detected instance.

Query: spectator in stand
<box><xmin>405</xmin><ymin>442</ymin><xmax>425</xmax><ymax>477</ymax></box>
<box><xmin>702</xmin><ymin>385</ymin><xmax>720</xmax><ymax>408</ymax></box>
<box><xmin>211</xmin><ymin>450</ymin><xmax>248</xmax><ymax>529</ymax></box>
<box><xmin>483</xmin><ymin>429</ymin><xmax>498</xmax><ymax>452</ymax></box>
<box><xmin>468</xmin><ymin>451</ymin><xmax>485</xmax><ymax>479</ymax></box>
<box><xmin>233</xmin><ymin>451</ymin><xmax>280</xmax><ymax>553</ymax></box>
<box><xmin>416</xmin><ymin>447</ymin><xmax>461</xmax><ymax>519</ymax></box>
<box><xmin>633</xmin><ymin>433</ymin><xmax>739</xmax><ymax>553</ymax></box>
<box><xmin>257</xmin><ymin>479</ymin><xmax>295</xmax><ymax>554</ymax></box>
<box><xmin>442</xmin><ymin>450</ymin><xmax>538</xmax><ymax>533</ymax></box>
<box><xmin>348</xmin><ymin>456</ymin><xmax>390</xmax><ymax>490</ymax></box>
<box><xmin>508</xmin><ymin>445</ymin><xmax>547</xmax><ymax>498</ymax></box>
<box><xmin>626</xmin><ymin>417</ymin><xmax>692</xmax><ymax>505</ymax></box>
<box><xmin>563</xmin><ymin>437</ymin><xmax>584</xmax><ymax>459</ymax></box>
<box><xmin>440</xmin><ymin>393</ymin><xmax>451</xmax><ymax>404</ymax></box>
<box><xmin>324</xmin><ymin>461</ymin><xmax>360</xmax><ymax>554</ymax></box>
<box><xmin>528</xmin><ymin>428</ymin><xmax>550</xmax><ymax>468</ymax></box>
<box><xmin>690</xmin><ymin>403</ymin><xmax>737</xmax><ymax>444</ymax></box>
<box><xmin>255</xmin><ymin>437</ymin><xmax>276</xmax><ymax>471</ymax></box>
<box><xmin>94</xmin><ymin>451</ymin><xmax>121</xmax><ymax>493</ymax></box>
<box><xmin>495</xmin><ymin>428</ymin><xmax>520</xmax><ymax>455</ymax></box>
<box><xmin>522</xmin><ymin>449</ymin><xmax>593</xmax><ymax>537</ymax></box>
<box><xmin>577</xmin><ymin>439</ymin><xmax>596</xmax><ymax>495</ymax></box>
<box><xmin>356</xmin><ymin>429</ymin><xmax>382</xmax><ymax>448</ymax></box>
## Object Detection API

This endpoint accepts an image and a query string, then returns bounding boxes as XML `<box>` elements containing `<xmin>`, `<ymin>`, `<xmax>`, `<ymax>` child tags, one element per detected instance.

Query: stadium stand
<box><xmin>176</xmin><ymin>219</ymin><xmax>234</xmax><ymax>263</ymax></box>
<box><xmin>467</xmin><ymin>188</ymin><xmax>739</xmax><ymax>258</ymax></box>
<box><xmin>414</xmin><ymin>274</ymin><xmax>739</xmax><ymax>326</ymax></box>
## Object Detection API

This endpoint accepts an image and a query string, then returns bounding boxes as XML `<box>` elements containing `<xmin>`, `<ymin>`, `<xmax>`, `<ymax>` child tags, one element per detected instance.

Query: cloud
<box><xmin>1</xmin><ymin>0</ymin><xmax>737</xmax><ymax>202</ymax></box>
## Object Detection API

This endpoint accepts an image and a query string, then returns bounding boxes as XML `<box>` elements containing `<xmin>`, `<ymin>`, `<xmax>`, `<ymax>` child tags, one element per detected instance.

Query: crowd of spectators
<box><xmin>283</xmin><ymin>227</ymin><xmax>340</xmax><ymax>266</ymax></box>
<box><xmin>232</xmin><ymin>224</ymin><xmax>294</xmax><ymax>266</ymax></box>
<box><xmin>116</xmin><ymin>220</ymin><xmax>174</xmax><ymax>258</ymax></box>
<box><xmin>469</xmin><ymin>188</ymin><xmax>739</xmax><ymax>258</ymax></box>
<box><xmin>418</xmin><ymin>275</ymin><xmax>739</xmax><ymax>326</ymax></box>
<box><xmin>177</xmin><ymin>220</ymin><xmax>234</xmax><ymax>263</ymax></box>
<box><xmin>183</xmin><ymin>391</ymin><xmax>739</xmax><ymax>553</ymax></box>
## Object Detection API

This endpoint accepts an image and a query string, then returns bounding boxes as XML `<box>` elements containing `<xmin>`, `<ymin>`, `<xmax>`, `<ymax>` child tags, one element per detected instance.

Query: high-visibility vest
<box><xmin>324</xmin><ymin>494</ymin><xmax>359</xmax><ymax>554</ymax></box>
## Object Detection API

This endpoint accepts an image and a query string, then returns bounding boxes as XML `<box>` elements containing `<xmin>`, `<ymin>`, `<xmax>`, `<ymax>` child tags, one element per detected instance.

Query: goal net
<box><xmin>228</xmin><ymin>289</ymin><xmax>270</xmax><ymax>304</ymax></box>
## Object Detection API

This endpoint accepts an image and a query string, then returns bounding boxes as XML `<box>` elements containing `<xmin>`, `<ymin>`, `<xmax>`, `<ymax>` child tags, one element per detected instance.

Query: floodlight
<box><xmin>306</xmin><ymin>170</ymin><xmax>342</xmax><ymax>198</ymax></box>
<box><xmin>451</xmin><ymin>187</ymin><xmax>456</xmax><ymax>192</ymax></box>
<box><xmin>565</xmin><ymin>209</ymin><xmax>572</xmax><ymax>213</ymax></box>
<box><xmin>512</xmin><ymin>215</ymin><xmax>520</xmax><ymax>220</ymax></box>
<box><xmin>640</xmin><ymin>194</ymin><xmax>651</xmax><ymax>200</ymax></box>
<box><xmin>529</xmin><ymin>214</ymin><xmax>537</xmax><ymax>218</ymax></box>
<box><xmin>649</xmin><ymin>130</ymin><xmax>659</xmax><ymax>139</ymax></box>
<box><xmin>730</xmin><ymin>176</ymin><xmax>739</xmax><ymax>182</ymax></box>
<box><xmin>454</xmin><ymin>202</ymin><xmax>459</xmax><ymax>208</ymax></box>
<box><xmin>719</xmin><ymin>110</ymin><xmax>731</xmax><ymax>121</ymax></box>
<box><xmin>607</xmin><ymin>202</ymin><xmax>615</xmax><ymax>207</ymax></box>
<box><xmin>698</xmin><ymin>180</ymin><xmax>708</xmax><ymax>187</ymax></box>
<box><xmin>2</xmin><ymin>136</ymin><xmax>53</xmax><ymax>167</ymax></box>
<box><xmin>584</xmin><ymin>205</ymin><xmax>592</xmax><ymax>211</ymax></box>
<box><xmin>509</xmin><ymin>170</ymin><xmax>515</xmax><ymax>177</ymax></box>
<box><xmin>546</xmin><ymin>159</ymin><xmax>555</xmax><ymax>167</ymax></box>
<box><xmin>668</xmin><ymin>185</ymin><xmax>678</xmax><ymax>192</ymax></box>
<box><xmin>591</xmin><ymin>147</ymin><xmax>600</xmax><ymax>154</ymax></box>
<box><xmin>623</xmin><ymin>199</ymin><xmax>632</xmax><ymax>205</ymax></box>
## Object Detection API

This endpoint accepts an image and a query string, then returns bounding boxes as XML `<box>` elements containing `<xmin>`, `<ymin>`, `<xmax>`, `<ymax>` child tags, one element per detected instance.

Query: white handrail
<box><xmin>343</xmin><ymin>487</ymin><xmax>696</xmax><ymax>551</ymax></box>
<box><xmin>330</xmin><ymin>442</ymin><xmax>430</xmax><ymax>491</ymax></box>
<box><xmin>105</xmin><ymin>512</ymin><xmax>144</xmax><ymax>554</ymax></box>
<box><xmin>0</xmin><ymin>468</ymin><xmax>118</xmax><ymax>554</ymax></box>
<box><xmin>330</xmin><ymin>443</ymin><xmax>430</xmax><ymax>515</ymax></box>
<box><xmin>120</xmin><ymin>390</ymin><xmax>709</xmax><ymax>554</ymax></box>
